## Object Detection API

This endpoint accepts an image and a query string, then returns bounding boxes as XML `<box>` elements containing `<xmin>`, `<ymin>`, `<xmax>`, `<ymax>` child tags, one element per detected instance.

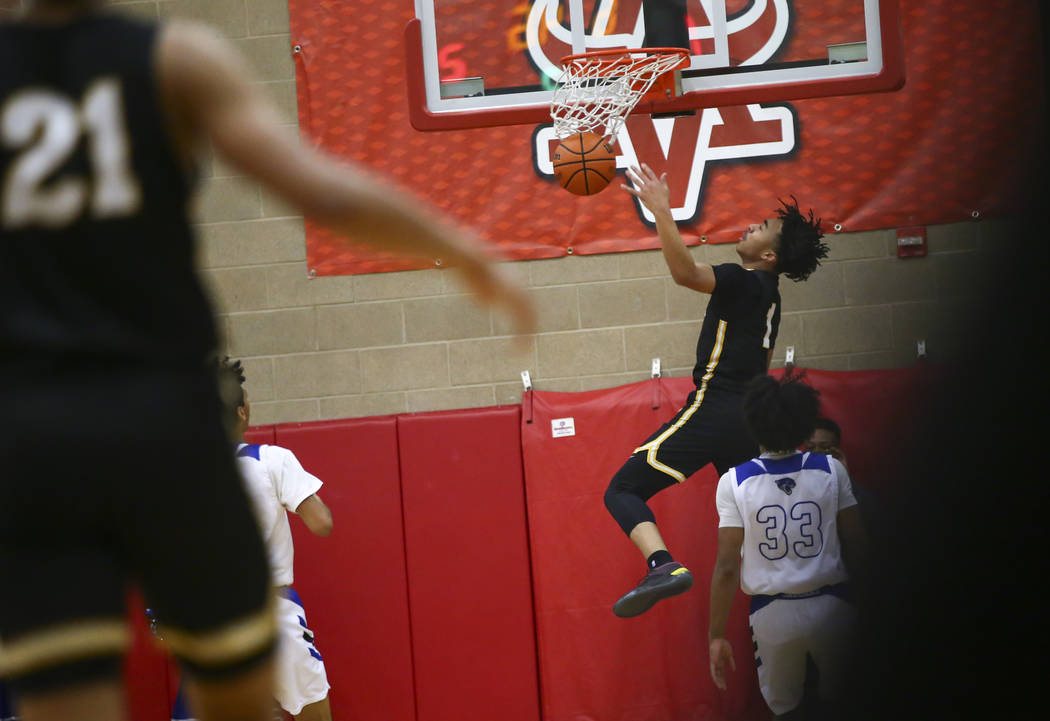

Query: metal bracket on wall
<box><xmin>521</xmin><ymin>370</ymin><xmax>534</xmax><ymax>424</ymax></box>
<box><xmin>651</xmin><ymin>358</ymin><xmax>662</xmax><ymax>379</ymax></box>
<box><xmin>785</xmin><ymin>346</ymin><xmax>795</xmax><ymax>370</ymax></box>
<box><xmin>917</xmin><ymin>340</ymin><xmax>927</xmax><ymax>360</ymax></box>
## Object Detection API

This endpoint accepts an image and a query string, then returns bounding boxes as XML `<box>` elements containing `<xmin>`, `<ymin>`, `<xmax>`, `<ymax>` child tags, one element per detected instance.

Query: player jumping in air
<box><xmin>709</xmin><ymin>372</ymin><xmax>868</xmax><ymax>718</ymax></box>
<box><xmin>0</xmin><ymin>2</ymin><xmax>533</xmax><ymax>721</ymax></box>
<box><xmin>607</xmin><ymin>164</ymin><xmax>828</xmax><ymax>617</ymax></box>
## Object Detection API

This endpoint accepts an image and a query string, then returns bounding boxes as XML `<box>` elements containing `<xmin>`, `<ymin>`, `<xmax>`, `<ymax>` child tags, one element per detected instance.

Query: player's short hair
<box><xmin>773</xmin><ymin>197</ymin><xmax>828</xmax><ymax>282</ymax></box>
<box><xmin>744</xmin><ymin>371</ymin><xmax>821</xmax><ymax>453</ymax></box>
<box><xmin>215</xmin><ymin>355</ymin><xmax>246</xmax><ymax>427</ymax></box>
<box><xmin>812</xmin><ymin>417</ymin><xmax>842</xmax><ymax>444</ymax></box>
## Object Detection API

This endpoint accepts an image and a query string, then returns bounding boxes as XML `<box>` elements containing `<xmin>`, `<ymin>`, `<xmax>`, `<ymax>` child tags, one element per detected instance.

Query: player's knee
<box><xmin>602</xmin><ymin>480</ymin><xmax>621</xmax><ymax>513</ymax></box>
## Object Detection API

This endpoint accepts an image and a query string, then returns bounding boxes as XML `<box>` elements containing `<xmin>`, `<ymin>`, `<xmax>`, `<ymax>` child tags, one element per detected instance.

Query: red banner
<box><xmin>289</xmin><ymin>0</ymin><xmax>1045</xmax><ymax>276</ymax></box>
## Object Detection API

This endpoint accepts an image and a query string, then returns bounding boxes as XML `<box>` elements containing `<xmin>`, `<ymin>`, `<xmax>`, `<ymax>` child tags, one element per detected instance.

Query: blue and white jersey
<box><xmin>716</xmin><ymin>451</ymin><xmax>857</xmax><ymax>596</ymax></box>
<box><xmin>235</xmin><ymin>443</ymin><xmax>323</xmax><ymax>587</ymax></box>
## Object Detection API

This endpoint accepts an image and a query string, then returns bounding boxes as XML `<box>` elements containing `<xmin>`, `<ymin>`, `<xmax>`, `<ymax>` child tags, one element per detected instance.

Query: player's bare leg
<box><xmin>295</xmin><ymin>696</ymin><xmax>333</xmax><ymax>721</ymax></box>
<box><xmin>185</xmin><ymin>660</ymin><xmax>275</xmax><ymax>721</ymax></box>
<box><xmin>628</xmin><ymin>521</ymin><xmax>668</xmax><ymax>558</ymax></box>
<box><xmin>15</xmin><ymin>678</ymin><xmax>126</xmax><ymax>721</ymax></box>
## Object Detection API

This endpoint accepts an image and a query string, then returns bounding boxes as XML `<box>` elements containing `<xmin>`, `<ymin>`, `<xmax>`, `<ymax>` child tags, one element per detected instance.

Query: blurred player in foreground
<box><xmin>606</xmin><ymin>164</ymin><xmax>828</xmax><ymax>617</ymax></box>
<box><xmin>0</xmin><ymin>2</ymin><xmax>533</xmax><ymax>721</ymax></box>
<box><xmin>172</xmin><ymin>359</ymin><xmax>335</xmax><ymax>721</ymax></box>
<box><xmin>708</xmin><ymin>373</ymin><xmax>867</xmax><ymax>719</ymax></box>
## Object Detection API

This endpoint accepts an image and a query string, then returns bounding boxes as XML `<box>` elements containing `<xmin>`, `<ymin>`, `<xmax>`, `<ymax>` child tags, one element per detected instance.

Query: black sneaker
<box><xmin>613</xmin><ymin>562</ymin><xmax>694</xmax><ymax>617</ymax></box>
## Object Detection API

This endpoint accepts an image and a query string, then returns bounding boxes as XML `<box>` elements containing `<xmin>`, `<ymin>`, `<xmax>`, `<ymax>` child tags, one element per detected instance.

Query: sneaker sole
<box><xmin>612</xmin><ymin>570</ymin><xmax>694</xmax><ymax>618</ymax></box>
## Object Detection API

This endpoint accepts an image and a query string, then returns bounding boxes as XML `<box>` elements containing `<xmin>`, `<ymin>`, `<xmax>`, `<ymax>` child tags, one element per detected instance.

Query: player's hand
<box><xmin>622</xmin><ymin>164</ymin><xmax>671</xmax><ymax>214</ymax></box>
<box><xmin>456</xmin><ymin>258</ymin><xmax>537</xmax><ymax>346</ymax></box>
<box><xmin>709</xmin><ymin>637</ymin><xmax>735</xmax><ymax>690</ymax></box>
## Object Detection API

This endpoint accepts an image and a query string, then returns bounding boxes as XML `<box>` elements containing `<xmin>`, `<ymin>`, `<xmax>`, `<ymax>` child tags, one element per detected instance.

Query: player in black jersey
<box><xmin>606</xmin><ymin>164</ymin><xmax>828</xmax><ymax>618</ymax></box>
<box><xmin>0</xmin><ymin>2</ymin><xmax>533</xmax><ymax>721</ymax></box>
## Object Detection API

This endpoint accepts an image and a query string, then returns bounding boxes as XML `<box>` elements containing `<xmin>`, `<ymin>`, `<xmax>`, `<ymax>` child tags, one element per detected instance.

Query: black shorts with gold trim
<box><xmin>0</xmin><ymin>364</ymin><xmax>275</xmax><ymax>692</ymax></box>
<box><xmin>629</xmin><ymin>382</ymin><xmax>758</xmax><ymax>484</ymax></box>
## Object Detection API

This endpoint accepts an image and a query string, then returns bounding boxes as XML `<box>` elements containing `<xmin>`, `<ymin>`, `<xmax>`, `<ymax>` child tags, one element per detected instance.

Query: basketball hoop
<box><xmin>550</xmin><ymin>47</ymin><xmax>690</xmax><ymax>140</ymax></box>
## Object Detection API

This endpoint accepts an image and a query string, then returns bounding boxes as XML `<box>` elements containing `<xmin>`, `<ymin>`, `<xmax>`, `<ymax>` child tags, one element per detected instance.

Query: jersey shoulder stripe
<box><xmin>801</xmin><ymin>452</ymin><xmax>831</xmax><ymax>473</ymax></box>
<box><xmin>236</xmin><ymin>443</ymin><xmax>262</xmax><ymax>460</ymax></box>
<box><xmin>734</xmin><ymin>459</ymin><xmax>766</xmax><ymax>485</ymax></box>
<box><xmin>733</xmin><ymin>451</ymin><xmax>832</xmax><ymax>486</ymax></box>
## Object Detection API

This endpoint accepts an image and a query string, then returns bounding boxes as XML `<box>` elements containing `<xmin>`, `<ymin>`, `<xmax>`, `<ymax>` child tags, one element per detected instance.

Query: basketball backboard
<box><xmin>406</xmin><ymin>0</ymin><xmax>904</xmax><ymax>131</ymax></box>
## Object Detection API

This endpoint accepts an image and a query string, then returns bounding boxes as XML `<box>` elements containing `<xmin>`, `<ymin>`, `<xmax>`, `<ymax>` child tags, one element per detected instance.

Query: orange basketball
<box><xmin>552</xmin><ymin>132</ymin><xmax>617</xmax><ymax>196</ymax></box>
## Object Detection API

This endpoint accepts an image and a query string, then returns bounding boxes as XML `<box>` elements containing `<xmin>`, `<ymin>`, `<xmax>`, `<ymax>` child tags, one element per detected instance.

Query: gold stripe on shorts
<box><xmin>633</xmin><ymin>319</ymin><xmax>728</xmax><ymax>482</ymax></box>
<box><xmin>156</xmin><ymin>595</ymin><xmax>276</xmax><ymax>668</ymax></box>
<box><xmin>0</xmin><ymin>618</ymin><xmax>129</xmax><ymax>677</ymax></box>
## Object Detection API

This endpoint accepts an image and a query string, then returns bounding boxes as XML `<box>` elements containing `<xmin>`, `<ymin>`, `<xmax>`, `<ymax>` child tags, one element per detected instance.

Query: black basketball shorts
<box><xmin>0</xmin><ymin>365</ymin><xmax>275</xmax><ymax>693</ymax></box>
<box><xmin>630</xmin><ymin>383</ymin><xmax>758</xmax><ymax>483</ymax></box>
<box><xmin>605</xmin><ymin>383</ymin><xmax>760</xmax><ymax>534</ymax></box>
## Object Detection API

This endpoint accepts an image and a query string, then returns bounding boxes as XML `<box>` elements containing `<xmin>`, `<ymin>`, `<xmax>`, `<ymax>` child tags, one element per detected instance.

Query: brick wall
<box><xmin>16</xmin><ymin>1</ymin><xmax>1024</xmax><ymax>425</ymax></box>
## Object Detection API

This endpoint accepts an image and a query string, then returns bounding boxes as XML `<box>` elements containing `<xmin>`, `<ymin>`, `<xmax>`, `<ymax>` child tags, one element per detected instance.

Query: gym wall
<box><xmin>96</xmin><ymin>0</ymin><xmax>1032</xmax><ymax>429</ymax></box>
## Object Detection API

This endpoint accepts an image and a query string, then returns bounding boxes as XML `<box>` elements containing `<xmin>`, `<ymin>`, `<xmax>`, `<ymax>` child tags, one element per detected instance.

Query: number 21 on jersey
<box><xmin>1</xmin><ymin>77</ymin><xmax>141</xmax><ymax>229</ymax></box>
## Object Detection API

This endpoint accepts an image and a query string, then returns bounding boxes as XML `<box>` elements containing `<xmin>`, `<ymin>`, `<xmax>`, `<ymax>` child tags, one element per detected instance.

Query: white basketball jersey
<box><xmin>236</xmin><ymin>443</ymin><xmax>323</xmax><ymax>587</ymax></box>
<box><xmin>716</xmin><ymin>451</ymin><xmax>857</xmax><ymax>596</ymax></box>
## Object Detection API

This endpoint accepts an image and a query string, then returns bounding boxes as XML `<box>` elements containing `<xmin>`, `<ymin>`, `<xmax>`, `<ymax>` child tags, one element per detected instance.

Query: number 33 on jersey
<box><xmin>715</xmin><ymin>452</ymin><xmax>858</xmax><ymax>597</ymax></box>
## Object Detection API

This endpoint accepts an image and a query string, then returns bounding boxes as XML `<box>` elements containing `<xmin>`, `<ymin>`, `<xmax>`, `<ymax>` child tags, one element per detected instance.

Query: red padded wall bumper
<box><xmin>122</xmin><ymin>366</ymin><xmax>937</xmax><ymax>721</ymax></box>
<box><xmin>522</xmin><ymin>379</ymin><xmax>767</xmax><ymax>721</ymax></box>
<box><xmin>397</xmin><ymin>406</ymin><xmax>541</xmax><ymax>721</ymax></box>
<box><xmin>275</xmin><ymin>416</ymin><xmax>416</xmax><ymax>721</ymax></box>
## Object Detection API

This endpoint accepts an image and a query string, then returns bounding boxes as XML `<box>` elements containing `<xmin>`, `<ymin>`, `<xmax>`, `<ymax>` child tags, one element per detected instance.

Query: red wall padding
<box><xmin>123</xmin><ymin>591</ymin><xmax>174</xmax><ymax>721</ymax></box>
<box><xmin>276</xmin><ymin>416</ymin><xmax>416</xmax><ymax>721</ymax></box>
<box><xmin>520</xmin><ymin>365</ymin><xmax>940</xmax><ymax>721</ymax></box>
<box><xmin>522</xmin><ymin>378</ymin><xmax>768</xmax><ymax>721</ymax></box>
<box><xmin>396</xmin><ymin>406</ymin><xmax>541</xmax><ymax>721</ymax></box>
<box><xmin>245</xmin><ymin>424</ymin><xmax>276</xmax><ymax>446</ymax></box>
<box><xmin>778</xmin><ymin>365</ymin><xmax>941</xmax><ymax>497</ymax></box>
<box><xmin>123</xmin><ymin>366</ymin><xmax>936</xmax><ymax>721</ymax></box>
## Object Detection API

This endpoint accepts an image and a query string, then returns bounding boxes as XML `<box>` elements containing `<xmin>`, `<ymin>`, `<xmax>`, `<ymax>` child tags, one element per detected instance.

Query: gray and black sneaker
<box><xmin>612</xmin><ymin>562</ymin><xmax>694</xmax><ymax>618</ymax></box>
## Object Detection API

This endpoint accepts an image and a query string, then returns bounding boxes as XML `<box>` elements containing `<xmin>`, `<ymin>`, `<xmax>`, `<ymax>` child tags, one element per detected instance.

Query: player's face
<box><xmin>239</xmin><ymin>390</ymin><xmax>251</xmax><ymax>428</ymax></box>
<box><xmin>805</xmin><ymin>428</ymin><xmax>839</xmax><ymax>453</ymax></box>
<box><xmin>736</xmin><ymin>217</ymin><xmax>782</xmax><ymax>262</ymax></box>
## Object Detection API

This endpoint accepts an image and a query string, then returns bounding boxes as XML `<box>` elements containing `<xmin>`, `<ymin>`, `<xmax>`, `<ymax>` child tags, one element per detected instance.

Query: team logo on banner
<box><xmin>528</xmin><ymin>0</ymin><xmax>799</xmax><ymax>224</ymax></box>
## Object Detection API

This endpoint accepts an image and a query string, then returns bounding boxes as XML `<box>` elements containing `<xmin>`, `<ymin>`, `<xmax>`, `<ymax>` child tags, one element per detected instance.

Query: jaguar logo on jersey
<box><xmin>528</xmin><ymin>0</ymin><xmax>798</xmax><ymax>224</ymax></box>
<box><xmin>774</xmin><ymin>478</ymin><xmax>796</xmax><ymax>495</ymax></box>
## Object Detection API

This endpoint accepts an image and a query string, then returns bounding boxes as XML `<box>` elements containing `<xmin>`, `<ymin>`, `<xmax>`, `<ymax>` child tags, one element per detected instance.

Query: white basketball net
<box><xmin>550</xmin><ymin>50</ymin><xmax>687</xmax><ymax>139</ymax></box>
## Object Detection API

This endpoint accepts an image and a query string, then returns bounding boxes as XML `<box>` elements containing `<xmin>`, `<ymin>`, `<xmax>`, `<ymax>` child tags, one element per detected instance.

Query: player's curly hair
<box><xmin>743</xmin><ymin>370</ymin><xmax>821</xmax><ymax>453</ymax></box>
<box><xmin>773</xmin><ymin>197</ymin><xmax>828</xmax><ymax>282</ymax></box>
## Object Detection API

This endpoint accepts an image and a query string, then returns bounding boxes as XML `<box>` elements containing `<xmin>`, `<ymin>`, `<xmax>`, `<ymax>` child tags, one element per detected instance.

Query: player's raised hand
<box><xmin>622</xmin><ymin>163</ymin><xmax>671</xmax><ymax>215</ymax></box>
<box><xmin>455</xmin><ymin>255</ymin><xmax>537</xmax><ymax>344</ymax></box>
<box><xmin>709</xmin><ymin>637</ymin><xmax>735</xmax><ymax>690</ymax></box>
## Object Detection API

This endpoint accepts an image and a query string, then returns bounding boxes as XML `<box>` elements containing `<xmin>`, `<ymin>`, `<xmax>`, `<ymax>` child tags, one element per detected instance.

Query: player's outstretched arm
<box><xmin>158</xmin><ymin>22</ymin><xmax>535</xmax><ymax>338</ymax></box>
<box><xmin>295</xmin><ymin>494</ymin><xmax>333</xmax><ymax>537</ymax></box>
<box><xmin>622</xmin><ymin>164</ymin><xmax>715</xmax><ymax>294</ymax></box>
<box><xmin>708</xmin><ymin>526</ymin><xmax>743</xmax><ymax>690</ymax></box>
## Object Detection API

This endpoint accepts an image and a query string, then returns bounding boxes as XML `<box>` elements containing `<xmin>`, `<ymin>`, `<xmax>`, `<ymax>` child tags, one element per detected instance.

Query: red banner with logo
<box><xmin>288</xmin><ymin>0</ymin><xmax>1044</xmax><ymax>276</ymax></box>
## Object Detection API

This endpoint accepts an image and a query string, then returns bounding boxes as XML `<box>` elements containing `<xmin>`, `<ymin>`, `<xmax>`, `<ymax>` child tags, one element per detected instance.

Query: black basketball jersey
<box><xmin>0</xmin><ymin>12</ymin><xmax>217</xmax><ymax>369</ymax></box>
<box><xmin>691</xmin><ymin>264</ymin><xmax>781</xmax><ymax>389</ymax></box>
